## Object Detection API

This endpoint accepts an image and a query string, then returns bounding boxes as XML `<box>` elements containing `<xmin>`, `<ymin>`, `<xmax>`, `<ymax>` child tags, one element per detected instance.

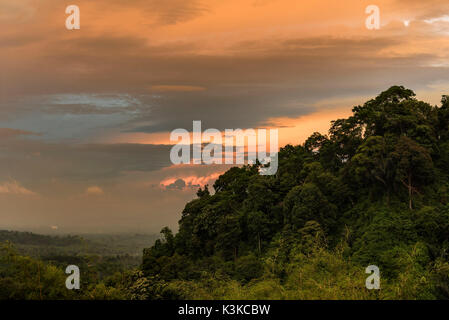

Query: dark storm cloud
<box><xmin>4</xmin><ymin>33</ymin><xmax>449</xmax><ymax>135</ymax></box>
<box><xmin>0</xmin><ymin>138</ymin><xmax>173</xmax><ymax>189</ymax></box>
<box><xmin>125</xmin><ymin>90</ymin><xmax>315</xmax><ymax>133</ymax></box>
<box><xmin>119</xmin><ymin>36</ymin><xmax>449</xmax><ymax>133</ymax></box>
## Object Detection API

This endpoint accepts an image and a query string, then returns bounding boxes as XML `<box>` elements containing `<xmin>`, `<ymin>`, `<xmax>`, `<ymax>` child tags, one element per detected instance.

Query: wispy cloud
<box><xmin>0</xmin><ymin>128</ymin><xmax>39</xmax><ymax>139</ymax></box>
<box><xmin>0</xmin><ymin>180</ymin><xmax>37</xmax><ymax>196</ymax></box>
<box><xmin>85</xmin><ymin>186</ymin><xmax>104</xmax><ymax>195</ymax></box>
<box><xmin>150</xmin><ymin>85</ymin><xmax>206</xmax><ymax>92</ymax></box>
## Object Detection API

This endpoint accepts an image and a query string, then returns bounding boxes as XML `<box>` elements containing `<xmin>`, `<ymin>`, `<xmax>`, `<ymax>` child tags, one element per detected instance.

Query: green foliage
<box><xmin>139</xmin><ymin>86</ymin><xmax>449</xmax><ymax>300</ymax></box>
<box><xmin>0</xmin><ymin>243</ymin><xmax>75</xmax><ymax>299</ymax></box>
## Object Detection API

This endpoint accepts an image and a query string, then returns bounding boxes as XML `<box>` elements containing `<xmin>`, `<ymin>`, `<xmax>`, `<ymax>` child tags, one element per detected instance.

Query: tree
<box><xmin>437</xmin><ymin>95</ymin><xmax>449</xmax><ymax>142</ymax></box>
<box><xmin>283</xmin><ymin>183</ymin><xmax>337</xmax><ymax>232</ymax></box>
<box><xmin>247</xmin><ymin>211</ymin><xmax>271</xmax><ymax>254</ymax></box>
<box><xmin>391</xmin><ymin>136</ymin><xmax>434</xmax><ymax>210</ymax></box>
<box><xmin>351</xmin><ymin>136</ymin><xmax>392</xmax><ymax>202</ymax></box>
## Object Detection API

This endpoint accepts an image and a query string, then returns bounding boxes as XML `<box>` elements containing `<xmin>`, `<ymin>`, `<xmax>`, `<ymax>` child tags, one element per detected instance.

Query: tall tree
<box><xmin>391</xmin><ymin>136</ymin><xmax>434</xmax><ymax>210</ymax></box>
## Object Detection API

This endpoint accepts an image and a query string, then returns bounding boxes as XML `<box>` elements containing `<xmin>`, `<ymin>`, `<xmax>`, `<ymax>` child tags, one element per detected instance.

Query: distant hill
<box><xmin>0</xmin><ymin>230</ymin><xmax>84</xmax><ymax>247</ymax></box>
<box><xmin>0</xmin><ymin>230</ymin><xmax>158</xmax><ymax>258</ymax></box>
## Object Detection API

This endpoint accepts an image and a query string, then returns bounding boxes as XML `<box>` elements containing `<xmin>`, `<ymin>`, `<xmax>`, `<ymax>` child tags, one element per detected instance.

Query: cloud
<box><xmin>394</xmin><ymin>0</ymin><xmax>449</xmax><ymax>20</ymax></box>
<box><xmin>41</xmin><ymin>93</ymin><xmax>144</xmax><ymax>116</ymax></box>
<box><xmin>0</xmin><ymin>139</ymin><xmax>174</xmax><ymax>184</ymax></box>
<box><xmin>0</xmin><ymin>34</ymin><xmax>42</xmax><ymax>48</ymax></box>
<box><xmin>85</xmin><ymin>186</ymin><xmax>104</xmax><ymax>195</ymax></box>
<box><xmin>6</xmin><ymin>31</ymin><xmax>447</xmax><ymax>136</ymax></box>
<box><xmin>424</xmin><ymin>15</ymin><xmax>449</xmax><ymax>24</ymax></box>
<box><xmin>0</xmin><ymin>1</ymin><xmax>35</xmax><ymax>22</ymax></box>
<box><xmin>0</xmin><ymin>128</ymin><xmax>39</xmax><ymax>139</ymax></box>
<box><xmin>93</xmin><ymin>0</ymin><xmax>209</xmax><ymax>25</ymax></box>
<box><xmin>161</xmin><ymin>171</ymin><xmax>224</xmax><ymax>190</ymax></box>
<box><xmin>2</xmin><ymin>0</ymin><xmax>449</xmax><ymax>233</ymax></box>
<box><xmin>0</xmin><ymin>180</ymin><xmax>37</xmax><ymax>196</ymax></box>
<box><xmin>137</xmin><ymin>0</ymin><xmax>209</xmax><ymax>25</ymax></box>
<box><xmin>150</xmin><ymin>85</ymin><xmax>206</xmax><ymax>92</ymax></box>
<box><xmin>164</xmin><ymin>178</ymin><xmax>186</xmax><ymax>190</ymax></box>
<box><xmin>3</xmin><ymin>14</ymin><xmax>449</xmax><ymax>138</ymax></box>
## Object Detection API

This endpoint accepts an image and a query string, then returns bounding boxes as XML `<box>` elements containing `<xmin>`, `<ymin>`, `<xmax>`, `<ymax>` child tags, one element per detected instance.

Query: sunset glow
<box><xmin>1</xmin><ymin>0</ymin><xmax>449</xmax><ymax>232</ymax></box>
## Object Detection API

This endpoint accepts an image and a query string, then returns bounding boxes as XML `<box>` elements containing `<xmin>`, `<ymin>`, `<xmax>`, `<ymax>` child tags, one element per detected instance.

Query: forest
<box><xmin>1</xmin><ymin>86</ymin><xmax>449</xmax><ymax>299</ymax></box>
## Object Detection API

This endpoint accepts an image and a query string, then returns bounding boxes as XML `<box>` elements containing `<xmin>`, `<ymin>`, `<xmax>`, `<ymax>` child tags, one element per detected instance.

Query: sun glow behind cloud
<box><xmin>160</xmin><ymin>172</ymin><xmax>224</xmax><ymax>190</ymax></box>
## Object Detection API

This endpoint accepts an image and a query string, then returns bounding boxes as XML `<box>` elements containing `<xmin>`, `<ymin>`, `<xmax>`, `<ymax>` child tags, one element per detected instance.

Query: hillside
<box><xmin>139</xmin><ymin>86</ymin><xmax>449</xmax><ymax>299</ymax></box>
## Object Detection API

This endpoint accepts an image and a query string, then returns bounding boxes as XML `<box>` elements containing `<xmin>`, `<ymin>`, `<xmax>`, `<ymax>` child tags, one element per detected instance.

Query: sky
<box><xmin>1</xmin><ymin>0</ymin><xmax>449</xmax><ymax>233</ymax></box>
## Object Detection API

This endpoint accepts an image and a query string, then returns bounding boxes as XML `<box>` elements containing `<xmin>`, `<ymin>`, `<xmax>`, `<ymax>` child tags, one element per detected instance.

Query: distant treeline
<box><xmin>0</xmin><ymin>231</ymin><xmax>158</xmax><ymax>299</ymax></box>
<box><xmin>0</xmin><ymin>230</ymin><xmax>84</xmax><ymax>247</ymax></box>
